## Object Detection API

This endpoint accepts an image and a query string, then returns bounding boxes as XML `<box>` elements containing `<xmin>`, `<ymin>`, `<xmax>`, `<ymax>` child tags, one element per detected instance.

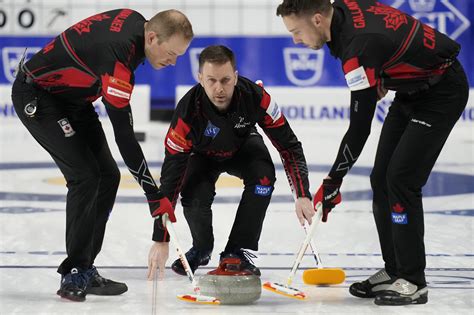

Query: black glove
<box><xmin>146</xmin><ymin>191</ymin><xmax>175</xmax><ymax>229</ymax></box>
<box><xmin>313</xmin><ymin>178</ymin><xmax>342</xmax><ymax>222</ymax></box>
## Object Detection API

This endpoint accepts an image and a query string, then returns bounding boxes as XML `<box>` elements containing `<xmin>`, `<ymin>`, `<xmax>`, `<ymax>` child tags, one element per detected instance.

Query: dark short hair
<box><xmin>276</xmin><ymin>0</ymin><xmax>332</xmax><ymax>17</ymax></box>
<box><xmin>147</xmin><ymin>9</ymin><xmax>193</xmax><ymax>43</ymax></box>
<box><xmin>198</xmin><ymin>45</ymin><xmax>236</xmax><ymax>72</ymax></box>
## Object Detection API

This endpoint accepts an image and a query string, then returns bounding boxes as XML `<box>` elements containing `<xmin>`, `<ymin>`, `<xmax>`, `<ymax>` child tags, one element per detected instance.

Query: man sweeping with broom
<box><xmin>276</xmin><ymin>0</ymin><xmax>468</xmax><ymax>306</ymax></box>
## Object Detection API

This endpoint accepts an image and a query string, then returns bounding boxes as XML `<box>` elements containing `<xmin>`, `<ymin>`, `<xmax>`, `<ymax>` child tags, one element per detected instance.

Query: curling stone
<box><xmin>198</xmin><ymin>258</ymin><xmax>261</xmax><ymax>305</ymax></box>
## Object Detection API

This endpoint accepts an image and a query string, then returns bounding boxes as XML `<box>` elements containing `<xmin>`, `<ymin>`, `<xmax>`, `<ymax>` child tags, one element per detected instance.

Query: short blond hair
<box><xmin>146</xmin><ymin>9</ymin><xmax>193</xmax><ymax>43</ymax></box>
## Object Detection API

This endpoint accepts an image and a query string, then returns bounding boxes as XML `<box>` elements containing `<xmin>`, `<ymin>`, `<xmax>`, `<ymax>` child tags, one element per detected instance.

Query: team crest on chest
<box><xmin>204</xmin><ymin>121</ymin><xmax>220</xmax><ymax>139</ymax></box>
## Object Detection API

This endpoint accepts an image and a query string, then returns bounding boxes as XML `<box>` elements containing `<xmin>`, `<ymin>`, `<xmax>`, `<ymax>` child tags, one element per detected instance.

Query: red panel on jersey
<box><xmin>35</xmin><ymin>67</ymin><xmax>96</xmax><ymax>88</ymax></box>
<box><xmin>259</xmin><ymin>88</ymin><xmax>286</xmax><ymax>128</ymax></box>
<box><xmin>385</xmin><ymin>62</ymin><xmax>445</xmax><ymax>79</ymax></box>
<box><xmin>113</xmin><ymin>61</ymin><xmax>131</xmax><ymax>82</ymax></box>
<box><xmin>165</xmin><ymin>118</ymin><xmax>192</xmax><ymax>155</ymax></box>
<box><xmin>101</xmin><ymin>62</ymin><xmax>133</xmax><ymax>108</ymax></box>
<box><xmin>366</xmin><ymin>67</ymin><xmax>377</xmax><ymax>86</ymax></box>
<box><xmin>259</xmin><ymin>88</ymin><xmax>271</xmax><ymax>110</ymax></box>
<box><xmin>262</xmin><ymin>114</ymin><xmax>285</xmax><ymax>128</ymax></box>
<box><xmin>343</xmin><ymin>57</ymin><xmax>360</xmax><ymax>74</ymax></box>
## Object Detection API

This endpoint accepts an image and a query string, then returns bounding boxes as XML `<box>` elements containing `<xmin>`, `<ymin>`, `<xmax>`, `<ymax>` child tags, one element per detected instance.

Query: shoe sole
<box><xmin>349</xmin><ymin>283</ymin><xmax>394</xmax><ymax>299</ymax></box>
<box><xmin>86</xmin><ymin>286</ymin><xmax>128</xmax><ymax>295</ymax></box>
<box><xmin>349</xmin><ymin>286</ymin><xmax>377</xmax><ymax>298</ymax></box>
<box><xmin>57</xmin><ymin>290</ymin><xmax>86</xmax><ymax>302</ymax></box>
<box><xmin>374</xmin><ymin>292</ymin><xmax>428</xmax><ymax>305</ymax></box>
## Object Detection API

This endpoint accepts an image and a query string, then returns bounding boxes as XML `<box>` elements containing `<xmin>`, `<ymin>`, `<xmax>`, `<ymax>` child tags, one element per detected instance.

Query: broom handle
<box><xmin>286</xmin><ymin>202</ymin><xmax>323</xmax><ymax>286</ymax></box>
<box><xmin>295</xmin><ymin>195</ymin><xmax>324</xmax><ymax>268</ymax></box>
<box><xmin>162</xmin><ymin>214</ymin><xmax>199</xmax><ymax>292</ymax></box>
<box><xmin>304</xmin><ymin>226</ymin><xmax>325</xmax><ymax>268</ymax></box>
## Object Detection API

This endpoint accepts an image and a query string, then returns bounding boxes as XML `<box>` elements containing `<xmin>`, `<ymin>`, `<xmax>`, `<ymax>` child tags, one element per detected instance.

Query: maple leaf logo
<box><xmin>392</xmin><ymin>203</ymin><xmax>405</xmax><ymax>213</ymax></box>
<box><xmin>259</xmin><ymin>176</ymin><xmax>271</xmax><ymax>186</ymax></box>
<box><xmin>70</xmin><ymin>14</ymin><xmax>111</xmax><ymax>35</ymax></box>
<box><xmin>366</xmin><ymin>2</ymin><xmax>407</xmax><ymax>31</ymax></box>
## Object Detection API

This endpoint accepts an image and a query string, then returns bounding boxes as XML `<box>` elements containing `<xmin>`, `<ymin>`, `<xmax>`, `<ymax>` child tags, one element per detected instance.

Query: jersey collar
<box><xmin>327</xmin><ymin>5</ymin><xmax>344</xmax><ymax>58</ymax></box>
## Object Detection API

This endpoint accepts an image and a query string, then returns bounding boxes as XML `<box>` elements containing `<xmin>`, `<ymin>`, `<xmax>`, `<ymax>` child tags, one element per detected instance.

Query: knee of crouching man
<box><xmin>253</xmin><ymin>175</ymin><xmax>274</xmax><ymax>197</ymax></box>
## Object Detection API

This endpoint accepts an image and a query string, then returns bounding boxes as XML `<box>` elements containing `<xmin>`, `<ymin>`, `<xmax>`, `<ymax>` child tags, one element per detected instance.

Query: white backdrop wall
<box><xmin>0</xmin><ymin>0</ymin><xmax>287</xmax><ymax>36</ymax></box>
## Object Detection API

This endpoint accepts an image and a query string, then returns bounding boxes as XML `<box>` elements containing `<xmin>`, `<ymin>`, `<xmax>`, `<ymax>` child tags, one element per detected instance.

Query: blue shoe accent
<box><xmin>56</xmin><ymin>268</ymin><xmax>89</xmax><ymax>302</ymax></box>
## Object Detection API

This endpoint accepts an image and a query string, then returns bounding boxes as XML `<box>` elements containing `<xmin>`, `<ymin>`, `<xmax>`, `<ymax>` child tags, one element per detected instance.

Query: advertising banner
<box><xmin>0</xmin><ymin>0</ymin><xmax>472</xmax><ymax>118</ymax></box>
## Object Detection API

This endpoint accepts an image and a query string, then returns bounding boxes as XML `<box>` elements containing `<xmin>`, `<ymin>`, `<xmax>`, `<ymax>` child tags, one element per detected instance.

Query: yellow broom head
<box><xmin>302</xmin><ymin>268</ymin><xmax>346</xmax><ymax>285</ymax></box>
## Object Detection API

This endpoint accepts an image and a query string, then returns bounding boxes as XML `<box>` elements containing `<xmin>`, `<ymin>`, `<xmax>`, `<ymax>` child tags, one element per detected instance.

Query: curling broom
<box><xmin>162</xmin><ymin>214</ymin><xmax>220</xmax><ymax>305</ymax></box>
<box><xmin>262</xmin><ymin>202</ymin><xmax>325</xmax><ymax>300</ymax></box>
<box><xmin>302</xmin><ymin>223</ymin><xmax>345</xmax><ymax>285</ymax></box>
<box><xmin>294</xmin><ymin>185</ymin><xmax>345</xmax><ymax>285</ymax></box>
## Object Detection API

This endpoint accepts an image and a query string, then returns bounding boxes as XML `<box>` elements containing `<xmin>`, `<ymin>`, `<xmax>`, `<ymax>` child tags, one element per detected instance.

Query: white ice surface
<box><xmin>0</xmin><ymin>119</ymin><xmax>472</xmax><ymax>314</ymax></box>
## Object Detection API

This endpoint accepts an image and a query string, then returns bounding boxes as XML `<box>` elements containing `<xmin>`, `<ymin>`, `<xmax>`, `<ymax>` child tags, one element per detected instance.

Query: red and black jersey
<box><xmin>22</xmin><ymin>9</ymin><xmax>160</xmax><ymax>195</ymax></box>
<box><xmin>22</xmin><ymin>9</ymin><xmax>145</xmax><ymax>109</ymax></box>
<box><xmin>328</xmin><ymin>0</ymin><xmax>460</xmax><ymax>93</ymax></box>
<box><xmin>161</xmin><ymin>76</ymin><xmax>311</xmax><ymax>206</ymax></box>
<box><xmin>325</xmin><ymin>0</ymin><xmax>461</xmax><ymax>180</ymax></box>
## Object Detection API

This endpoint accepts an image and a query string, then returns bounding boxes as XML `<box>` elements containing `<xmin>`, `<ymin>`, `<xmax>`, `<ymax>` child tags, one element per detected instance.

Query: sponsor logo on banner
<box><xmin>2</xmin><ymin>47</ymin><xmax>41</xmax><ymax>83</ymax></box>
<box><xmin>280</xmin><ymin>105</ymin><xmax>350</xmax><ymax>120</ymax></box>
<box><xmin>204</xmin><ymin>121</ymin><xmax>220</xmax><ymax>138</ymax></box>
<box><xmin>407</xmin><ymin>0</ymin><xmax>437</xmax><ymax>11</ymax></box>
<box><xmin>189</xmin><ymin>47</ymin><xmax>205</xmax><ymax>82</ymax></box>
<box><xmin>461</xmin><ymin>107</ymin><xmax>474</xmax><ymax>121</ymax></box>
<box><xmin>281</xmin><ymin>100</ymin><xmax>397</xmax><ymax>123</ymax></box>
<box><xmin>392</xmin><ymin>0</ymin><xmax>470</xmax><ymax>40</ymax></box>
<box><xmin>283</xmin><ymin>48</ymin><xmax>324</xmax><ymax>86</ymax></box>
<box><xmin>255</xmin><ymin>185</ymin><xmax>272</xmax><ymax>196</ymax></box>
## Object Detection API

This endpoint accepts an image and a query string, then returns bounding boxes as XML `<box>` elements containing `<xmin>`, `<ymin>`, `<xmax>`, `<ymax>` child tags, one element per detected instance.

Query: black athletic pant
<box><xmin>181</xmin><ymin>134</ymin><xmax>276</xmax><ymax>253</ymax></box>
<box><xmin>370</xmin><ymin>60</ymin><xmax>468</xmax><ymax>287</ymax></box>
<box><xmin>12</xmin><ymin>72</ymin><xmax>121</xmax><ymax>275</ymax></box>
